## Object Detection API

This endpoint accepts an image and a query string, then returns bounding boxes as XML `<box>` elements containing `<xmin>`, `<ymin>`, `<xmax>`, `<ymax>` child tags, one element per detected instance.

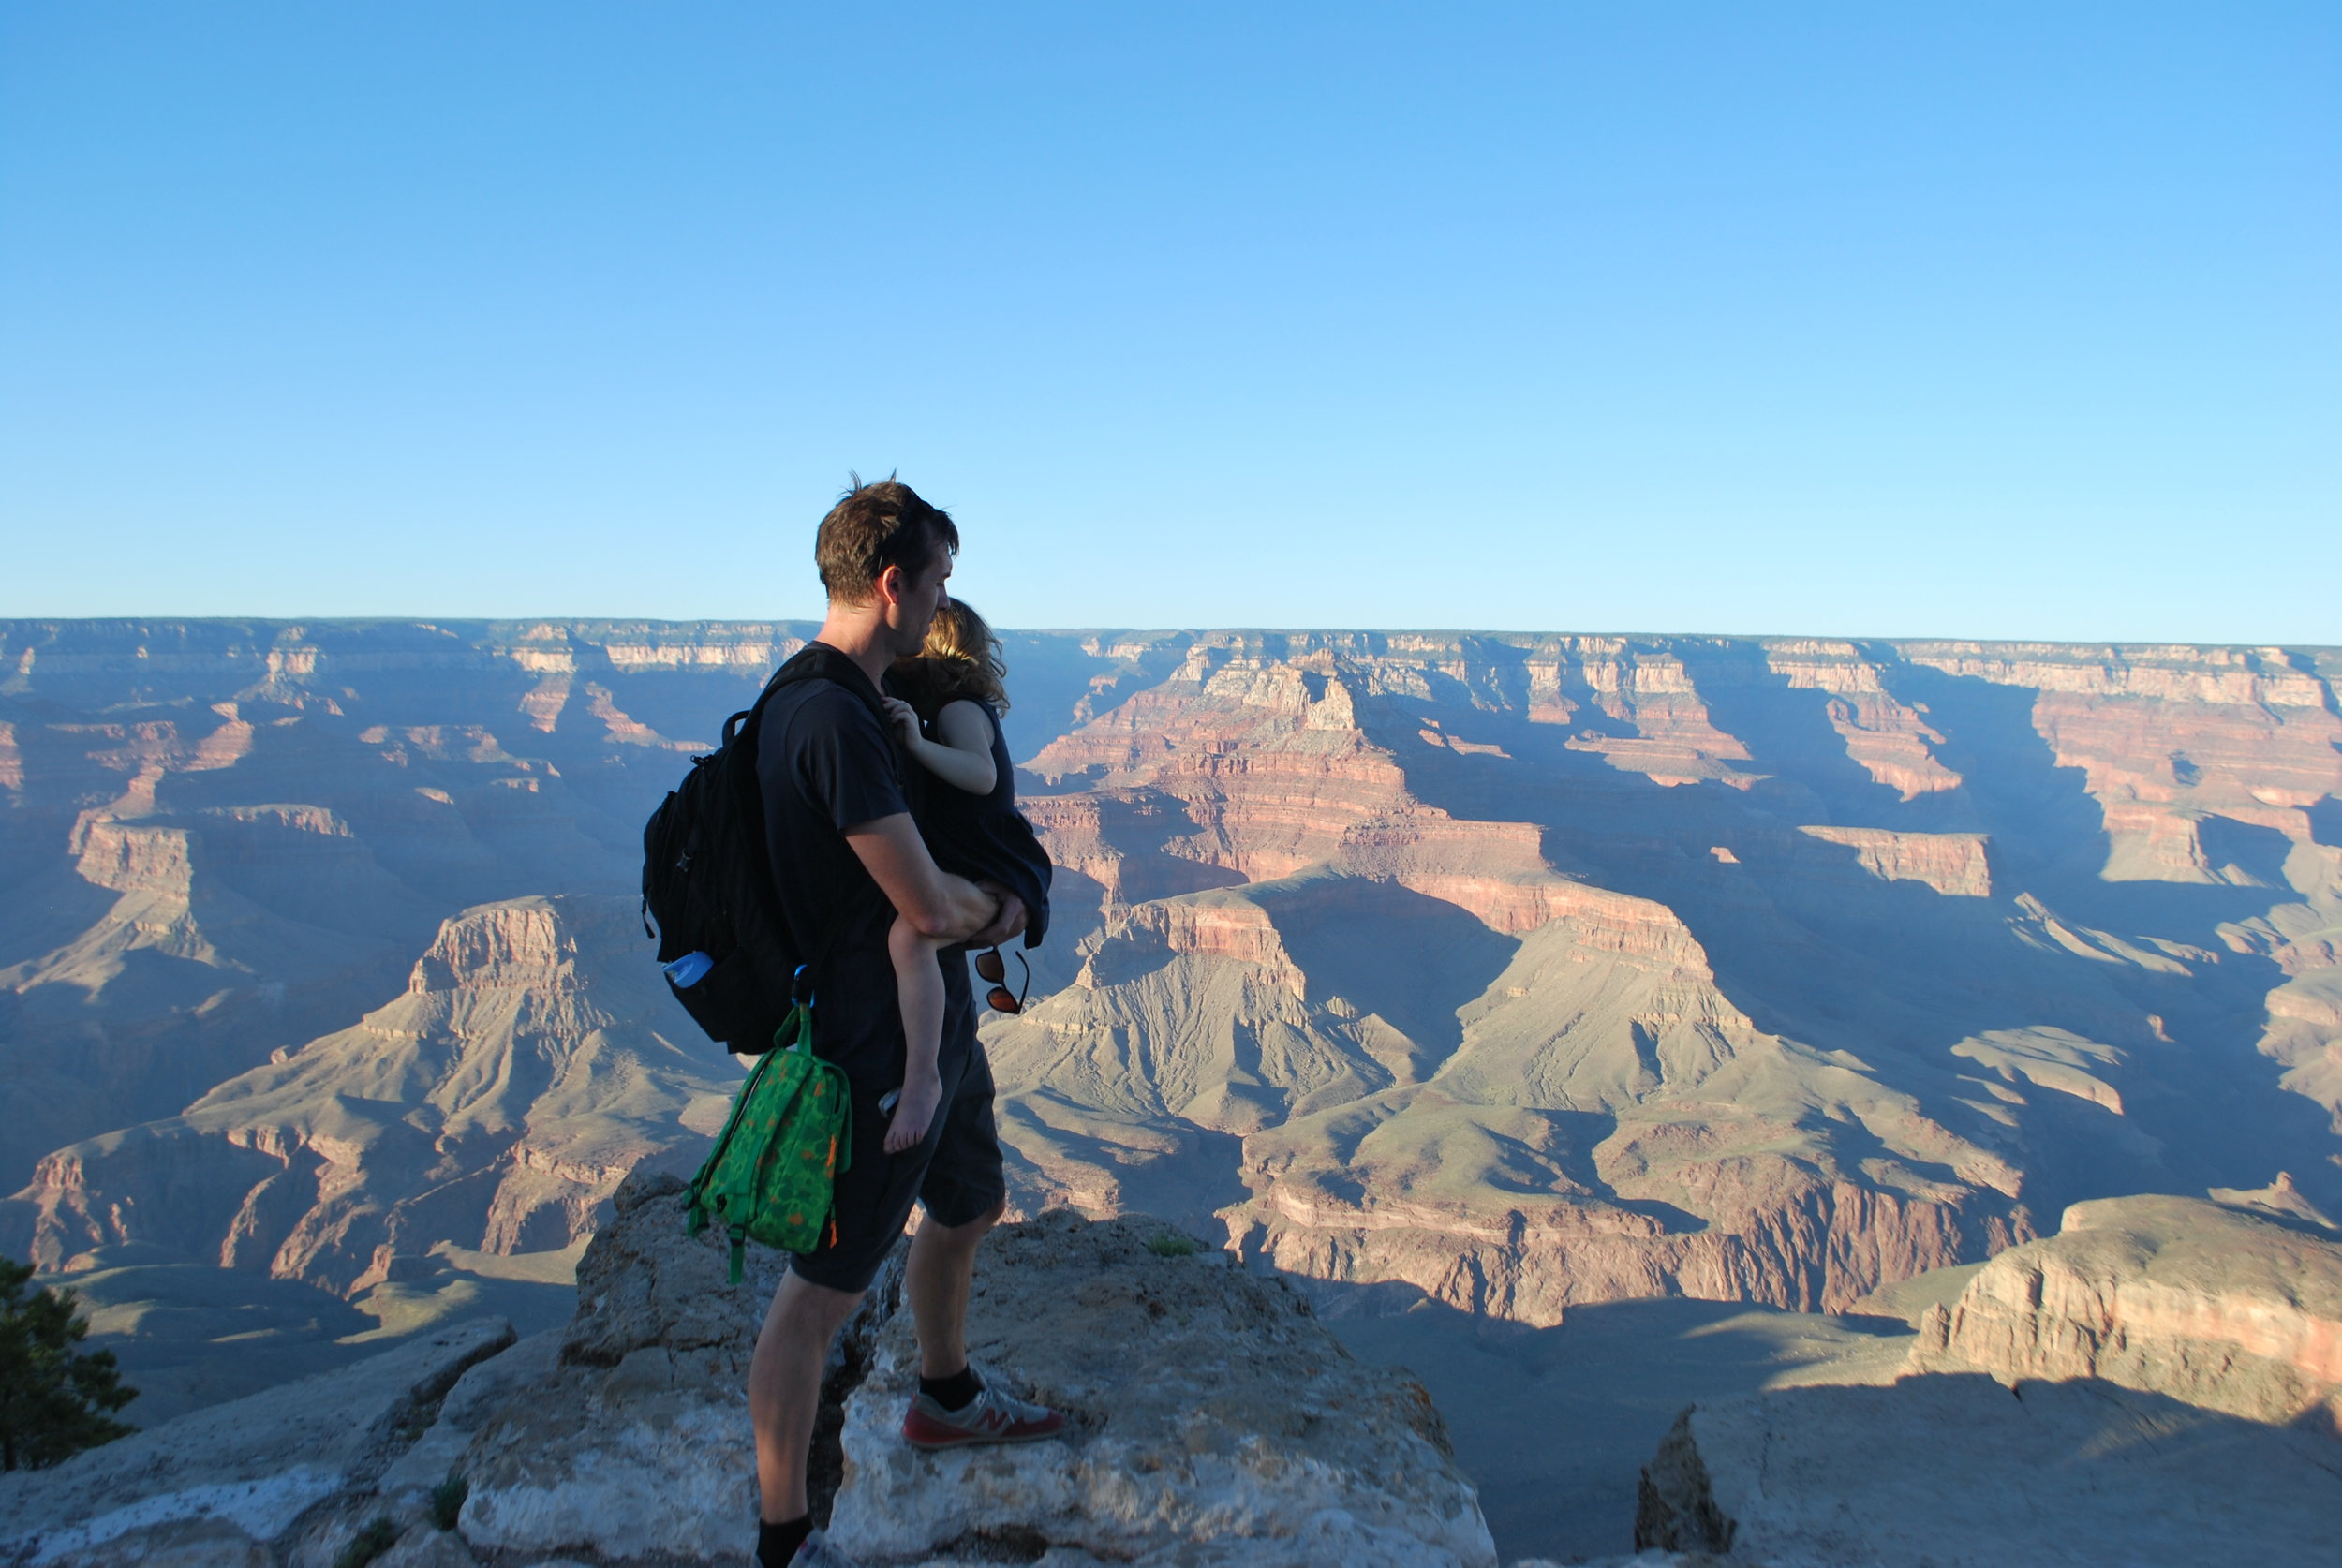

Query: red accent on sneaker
<box><xmin>900</xmin><ymin>1383</ymin><xmax>1068</xmax><ymax>1450</ymax></box>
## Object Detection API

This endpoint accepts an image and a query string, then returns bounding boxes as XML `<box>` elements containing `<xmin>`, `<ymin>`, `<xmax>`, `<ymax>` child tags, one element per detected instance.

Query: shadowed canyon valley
<box><xmin>3</xmin><ymin>619</ymin><xmax>2340</xmax><ymax>1562</ymax></box>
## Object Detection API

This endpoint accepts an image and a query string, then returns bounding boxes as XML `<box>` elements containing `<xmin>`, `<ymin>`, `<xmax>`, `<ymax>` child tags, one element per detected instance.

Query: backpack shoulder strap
<box><xmin>753</xmin><ymin>642</ymin><xmax>905</xmax><ymax>787</ymax></box>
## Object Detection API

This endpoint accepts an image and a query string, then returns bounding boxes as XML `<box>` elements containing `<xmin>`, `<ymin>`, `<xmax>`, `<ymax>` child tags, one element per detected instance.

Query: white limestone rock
<box><xmin>374</xmin><ymin>1521</ymin><xmax>482</xmax><ymax>1568</ymax></box>
<box><xmin>377</xmin><ymin>1327</ymin><xmax>563</xmax><ymax>1512</ymax></box>
<box><xmin>0</xmin><ymin>1316</ymin><xmax>511</xmax><ymax>1567</ymax></box>
<box><xmin>454</xmin><ymin>1171</ymin><xmax>789</xmax><ymax>1564</ymax></box>
<box><xmin>1</xmin><ymin>1169</ymin><xmax>1489</xmax><ymax>1568</ymax></box>
<box><xmin>827</xmin><ymin>1210</ymin><xmax>1496</xmax><ymax>1568</ymax></box>
<box><xmin>455</xmin><ymin>1175</ymin><xmax>1494</xmax><ymax>1567</ymax></box>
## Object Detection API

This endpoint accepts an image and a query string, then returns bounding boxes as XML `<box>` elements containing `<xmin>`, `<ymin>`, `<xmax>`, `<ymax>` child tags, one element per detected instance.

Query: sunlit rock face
<box><xmin>1909</xmin><ymin>1189</ymin><xmax>2342</xmax><ymax>1432</ymax></box>
<box><xmin>988</xmin><ymin>631</ymin><xmax>2342</xmax><ymax>1317</ymax></box>
<box><xmin>2</xmin><ymin>621</ymin><xmax>2338</xmax><ymax>1321</ymax></box>
<box><xmin>2</xmin><ymin>895</ymin><xmax>738</xmax><ymax>1292</ymax></box>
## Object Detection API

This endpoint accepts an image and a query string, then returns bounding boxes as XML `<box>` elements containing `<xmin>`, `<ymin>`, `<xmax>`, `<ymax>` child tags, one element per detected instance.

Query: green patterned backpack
<box><xmin>682</xmin><ymin>998</ymin><xmax>852</xmax><ymax>1283</ymax></box>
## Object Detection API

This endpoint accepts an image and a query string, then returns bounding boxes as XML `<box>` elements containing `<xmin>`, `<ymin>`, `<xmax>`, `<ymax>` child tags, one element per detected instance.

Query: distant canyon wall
<box><xmin>3</xmin><ymin>895</ymin><xmax>735</xmax><ymax>1294</ymax></box>
<box><xmin>2</xmin><ymin>622</ymin><xmax>2337</xmax><ymax>1317</ymax></box>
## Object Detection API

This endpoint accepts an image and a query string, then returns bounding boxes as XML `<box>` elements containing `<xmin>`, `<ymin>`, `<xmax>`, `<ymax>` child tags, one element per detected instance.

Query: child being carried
<box><xmin>879</xmin><ymin>599</ymin><xmax>1053</xmax><ymax>1153</ymax></box>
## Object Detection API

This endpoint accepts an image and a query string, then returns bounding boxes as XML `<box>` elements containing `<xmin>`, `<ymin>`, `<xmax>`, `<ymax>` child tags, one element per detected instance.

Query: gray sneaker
<box><xmin>791</xmin><ymin>1529</ymin><xmax>861</xmax><ymax>1567</ymax></box>
<box><xmin>901</xmin><ymin>1375</ymin><xmax>1068</xmax><ymax>1450</ymax></box>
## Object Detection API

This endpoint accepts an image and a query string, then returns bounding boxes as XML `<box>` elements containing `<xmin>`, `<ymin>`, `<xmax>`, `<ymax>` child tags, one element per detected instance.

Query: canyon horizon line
<box><xmin>8</xmin><ymin>613</ymin><xmax>2332</xmax><ymax>646</ymax></box>
<box><xmin>2</xmin><ymin>616</ymin><xmax>2336</xmax><ymax>1330</ymax></box>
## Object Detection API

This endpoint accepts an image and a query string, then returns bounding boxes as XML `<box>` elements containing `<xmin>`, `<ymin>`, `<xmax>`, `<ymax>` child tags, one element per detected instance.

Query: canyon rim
<box><xmin>2</xmin><ymin>618</ymin><xmax>2338</xmax><ymax>1558</ymax></box>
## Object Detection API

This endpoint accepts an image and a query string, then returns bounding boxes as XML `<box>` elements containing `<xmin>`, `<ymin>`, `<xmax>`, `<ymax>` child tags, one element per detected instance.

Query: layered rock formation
<box><xmin>1</xmin><ymin>895</ymin><xmax>738</xmax><ymax>1293</ymax></box>
<box><xmin>991</xmin><ymin>631</ymin><xmax>2342</xmax><ymax>1315</ymax></box>
<box><xmin>0</xmin><ymin>620</ymin><xmax>806</xmax><ymax>1200</ymax></box>
<box><xmin>1622</xmin><ymin>1173</ymin><xmax>2342</xmax><ymax>1566</ymax></box>
<box><xmin>6</xmin><ymin>621</ymin><xmax>2340</xmax><ymax>1333</ymax></box>
<box><xmin>1908</xmin><ymin>1189</ymin><xmax>2342</xmax><ymax>1432</ymax></box>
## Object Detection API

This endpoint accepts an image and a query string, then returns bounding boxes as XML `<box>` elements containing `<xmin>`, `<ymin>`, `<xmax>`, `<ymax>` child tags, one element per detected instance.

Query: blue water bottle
<box><xmin>662</xmin><ymin>951</ymin><xmax>715</xmax><ymax>988</ymax></box>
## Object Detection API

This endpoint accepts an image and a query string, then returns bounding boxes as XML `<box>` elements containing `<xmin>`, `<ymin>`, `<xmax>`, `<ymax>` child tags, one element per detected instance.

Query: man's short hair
<box><xmin>815</xmin><ymin>478</ymin><xmax>960</xmax><ymax>604</ymax></box>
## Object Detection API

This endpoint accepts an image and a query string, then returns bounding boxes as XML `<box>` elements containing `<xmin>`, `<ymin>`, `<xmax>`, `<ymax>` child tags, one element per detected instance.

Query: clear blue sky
<box><xmin>2</xmin><ymin>4</ymin><xmax>2334</xmax><ymax>642</ymax></box>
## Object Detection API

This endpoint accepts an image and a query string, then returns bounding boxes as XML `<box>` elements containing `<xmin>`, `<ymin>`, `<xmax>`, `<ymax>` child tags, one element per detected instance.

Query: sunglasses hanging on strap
<box><xmin>975</xmin><ymin>946</ymin><xmax>1030</xmax><ymax>1014</ymax></box>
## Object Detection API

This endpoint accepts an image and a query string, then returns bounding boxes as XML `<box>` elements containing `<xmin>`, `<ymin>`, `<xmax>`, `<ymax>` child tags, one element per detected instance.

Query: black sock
<box><xmin>758</xmin><ymin>1515</ymin><xmax>812</xmax><ymax>1567</ymax></box>
<box><xmin>920</xmin><ymin>1365</ymin><xmax>983</xmax><ymax>1412</ymax></box>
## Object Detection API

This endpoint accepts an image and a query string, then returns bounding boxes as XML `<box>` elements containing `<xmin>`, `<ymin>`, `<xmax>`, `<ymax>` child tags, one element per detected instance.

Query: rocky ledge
<box><xmin>1906</xmin><ymin>1190</ymin><xmax>2342</xmax><ymax>1432</ymax></box>
<box><xmin>1632</xmin><ymin>1372</ymin><xmax>2342</xmax><ymax>1567</ymax></box>
<box><xmin>821</xmin><ymin>1207</ymin><xmax>1492</xmax><ymax>1567</ymax></box>
<box><xmin>0</xmin><ymin>1318</ymin><xmax>514</xmax><ymax>1567</ymax></box>
<box><xmin>0</xmin><ymin>1170</ymin><xmax>1497</xmax><ymax>1567</ymax></box>
<box><xmin>1626</xmin><ymin>1188</ymin><xmax>2342</xmax><ymax>1568</ymax></box>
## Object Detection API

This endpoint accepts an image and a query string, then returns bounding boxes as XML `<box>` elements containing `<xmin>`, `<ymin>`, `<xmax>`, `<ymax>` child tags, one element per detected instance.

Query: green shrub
<box><xmin>334</xmin><ymin>1515</ymin><xmax>398</xmax><ymax>1568</ymax></box>
<box><xmin>1147</xmin><ymin>1233</ymin><xmax>1203</xmax><ymax>1258</ymax></box>
<box><xmin>0</xmin><ymin>1256</ymin><xmax>138</xmax><ymax>1472</ymax></box>
<box><xmin>429</xmin><ymin>1470</ymin><xmax>469</xmax><ymax>1531</ymax></box>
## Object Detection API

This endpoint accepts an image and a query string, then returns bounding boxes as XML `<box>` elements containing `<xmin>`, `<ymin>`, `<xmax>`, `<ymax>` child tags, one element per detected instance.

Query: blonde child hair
<box><xmin>897</xmin><ymin>599</ymin><xmax>1009</xmax><ymax>715</ymax></box>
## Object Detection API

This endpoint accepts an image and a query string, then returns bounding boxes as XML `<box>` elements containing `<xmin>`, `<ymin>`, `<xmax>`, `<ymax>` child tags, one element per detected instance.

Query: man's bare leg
<box><xmin>905</xmin><ymin>1200</ymin><xmax>1005</xmax><ymax>1379</ymax></box>
<box><xmin>750</xmin><ymin>1271</ymin><xmax>866</xmax><ymax>1527</ymax></box>
<box><xmin>897</xmin><ymin>1199</ymin><xmax>1064</xmax><ymax>1451</ymax></box>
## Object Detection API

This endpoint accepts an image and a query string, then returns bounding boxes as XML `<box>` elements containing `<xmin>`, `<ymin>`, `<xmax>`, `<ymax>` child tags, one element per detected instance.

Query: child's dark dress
<box><xmin>912</xmin><ymin>701</ymin><xmax>1053</xmax><ymax>947</ymax></box>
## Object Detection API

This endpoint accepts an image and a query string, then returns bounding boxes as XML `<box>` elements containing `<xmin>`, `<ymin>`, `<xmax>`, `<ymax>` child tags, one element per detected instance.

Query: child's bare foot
<box><xmin>883</xmin><ymin>1071</ymin><xmax>942</xmax><ymax>1154</ymax></box>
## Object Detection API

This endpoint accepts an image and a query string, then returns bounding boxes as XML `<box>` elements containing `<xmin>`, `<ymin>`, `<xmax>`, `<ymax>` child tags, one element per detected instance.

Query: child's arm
<box><xmin>881</xmin><ymin>697</ymin><xmax>998</xmax><ymax>795</ymax></box>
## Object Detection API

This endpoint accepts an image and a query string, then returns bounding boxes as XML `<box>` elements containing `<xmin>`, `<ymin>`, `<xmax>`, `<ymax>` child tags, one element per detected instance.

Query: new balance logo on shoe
<box><xmin>900</xmin><ymin>1379</ymin><xmax>1068</xmax><ymax>1451</ymax></box>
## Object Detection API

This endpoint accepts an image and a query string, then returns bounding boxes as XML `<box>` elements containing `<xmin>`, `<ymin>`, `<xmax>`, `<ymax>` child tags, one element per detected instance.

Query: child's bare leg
<box><xmin>884</xmin><ymin>913</ymin><xmax>947</xmax><ymax>1154</ymax></box>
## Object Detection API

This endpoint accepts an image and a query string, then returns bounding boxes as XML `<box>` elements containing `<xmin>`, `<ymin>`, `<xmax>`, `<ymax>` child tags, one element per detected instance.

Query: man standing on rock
<box><xmin>749</xmin><ymin>480</ymin><xmax>1064</xmax><ymax>1568</ymax></box>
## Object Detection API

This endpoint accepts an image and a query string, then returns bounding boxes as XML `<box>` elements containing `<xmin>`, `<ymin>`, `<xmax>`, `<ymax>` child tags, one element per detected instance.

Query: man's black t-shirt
<box><xmin>754</xmin><ymin>648</ymin><xmax>974</xmax><ymax>1087</ymax></box>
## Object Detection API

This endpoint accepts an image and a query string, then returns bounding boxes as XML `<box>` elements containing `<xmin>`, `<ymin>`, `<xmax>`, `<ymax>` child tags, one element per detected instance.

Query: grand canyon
<box><xmin>3</xmin><ymin>618</ymin><xmax>2339</xmax><ymax>1563</ymax></box>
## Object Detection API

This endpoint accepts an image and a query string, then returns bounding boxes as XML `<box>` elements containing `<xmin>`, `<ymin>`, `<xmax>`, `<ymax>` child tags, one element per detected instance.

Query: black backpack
<box><xmin>642</xmin><ymin>643</ymin><xmax>897</xmax><ymax>1054</ymax></box>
